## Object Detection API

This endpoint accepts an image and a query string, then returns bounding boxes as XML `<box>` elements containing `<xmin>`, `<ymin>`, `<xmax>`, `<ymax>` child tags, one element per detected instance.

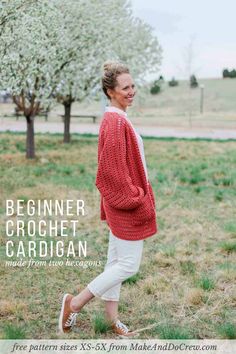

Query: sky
<box><xmin>131</xmin><ymin>0</ymin><xmax>236</xmax><ymax>80</ymax></box>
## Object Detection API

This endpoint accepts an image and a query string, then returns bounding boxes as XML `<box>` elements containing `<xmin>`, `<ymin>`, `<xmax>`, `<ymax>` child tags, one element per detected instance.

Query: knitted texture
<box><xmin>95</xmin><ymin>112</ymin><xmax>158</xmax><ymax>240</ymax></box>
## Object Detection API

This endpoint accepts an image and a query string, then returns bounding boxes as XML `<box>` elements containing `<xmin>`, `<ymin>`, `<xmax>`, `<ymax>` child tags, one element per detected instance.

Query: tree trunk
<box><xmin>63</xmin><ymin>102</ymin><xmax>72</xmax><ymax>143</ymax></box>
<box><xmin>26</xmin><ymin>117</ymin><xmax>35</xmax><ymax>159</ymax></box>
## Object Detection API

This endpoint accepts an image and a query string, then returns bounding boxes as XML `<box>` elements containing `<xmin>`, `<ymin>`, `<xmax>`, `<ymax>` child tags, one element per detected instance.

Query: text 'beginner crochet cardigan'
<box><xmin>95</xmin><ymin>112</ymin><xmax>158</xmax><ymax>241</ymax></box>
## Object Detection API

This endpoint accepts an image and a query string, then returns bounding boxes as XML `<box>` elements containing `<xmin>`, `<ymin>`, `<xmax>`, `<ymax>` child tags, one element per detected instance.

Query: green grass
<box><xmin>219</xmin><ymin>241</ymin><xmax>236</xmax><ymax>253</ymax></box>
<box><xmin>0</xmin><ymin>132</ymin><xmax>236</xmax><ymax>339</ymax></box>
<box><xmin>123</xmin><ymin>273</ymin><xmax>143</xmax><ymax>285</ymax></box>
<box><xmin>3</xmin><ymin>324</ymin><xmax>26</xmax><ymax>339</ymax></box>
<box><xmin>118</xmin><ymin>302</ymin><xmax>129</xmax><ymax>314</ymax></box>
<box><xmin>224</xmin><ymin>221</ymin><xmax>236</xmax><ymax>235</ymax></box>
<box><xmin>196</xmin><ymin>274</ymin><xmax>215</xmax><ymax>291</ymax></box>
<box><xmin>153</xmin><ymin>323</ymin><xmax>195</xmax><ymax>339</ymax></box>
<box><xmin>215</xmin><ymin>190</ymin><xmax>224</xmax><ymax>201</ymax></box>
<box><xmin>158</xmin><ymin>244</ymin><xmax>176</xmax><ymax>257</ymax></box>
<box><xmin>217</xmin><ymin>322</ymin><xmax>236</xmax><ymax>339</ymax></box>
<box><xmin>92</xmin><ymin>313</ymin><xmax>111</xmax><ymax>334</ymax></box>
<box><xmin>217</xmin><ymin>261</ymin><xmax>236</xmax><ymax>271</ymax></box>
<box><xmin>179</xmin><ymin>260</ymin><xmax>196</xmax><ymax>275</ymax></box>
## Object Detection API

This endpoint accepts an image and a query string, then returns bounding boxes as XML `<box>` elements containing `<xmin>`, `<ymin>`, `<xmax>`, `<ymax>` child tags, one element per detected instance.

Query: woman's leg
<box><xmin>104</xmin><ymin>300</ymin><xmax>118</xmax><ymax>323</ymax></box>
<box><xmin>86</xmin><ymin>230</ymin><xmax>143</xmax><ymax>301</ymax></box>
<box><xmin>59</xmin><ymin>230</ymin><xmax>143</xmax><ymax>333</ymax></box>
<box><xmin>71</xmin><ymin>230</ymin><xmax>143</xmax><ymax>313</ymax></box>
<box><xmin>100</xmin><ymin>231</ymin><xmax>120</xmax><ymax>323</ymax></box>
<box><xmin>100</xmin><ymin>230</ymin><xmax>121</xmax><ymax>302</ymax></box>
<box><xmin>70</xmin><ymin>230</ymin><xmax>120</xmax><ymax>313</ymax></box>
<box><xmin>70</xmin><ymin>287</ymin><xmax>94</xmax><ymax>312</ymax></box>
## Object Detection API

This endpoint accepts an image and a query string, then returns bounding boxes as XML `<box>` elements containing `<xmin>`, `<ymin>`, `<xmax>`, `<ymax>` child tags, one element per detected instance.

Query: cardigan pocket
<box><xmin>130</xmin><ymin>193</ymin><xmax>155</xmax><ymax>226</ymax></box>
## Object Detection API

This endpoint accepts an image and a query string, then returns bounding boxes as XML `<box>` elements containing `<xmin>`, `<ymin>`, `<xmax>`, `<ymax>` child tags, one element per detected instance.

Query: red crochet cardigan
<box><xmin>95</xmin><ymin>112</ymin><xmax>158</xmax><ymax>240</ymax></box>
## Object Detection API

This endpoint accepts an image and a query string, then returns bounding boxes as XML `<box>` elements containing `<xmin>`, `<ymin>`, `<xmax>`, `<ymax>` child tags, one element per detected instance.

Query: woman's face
<box><xmin>108</xmin><ymin>73</ymin><xmax>136</xmax><ymax>111</ymax></box>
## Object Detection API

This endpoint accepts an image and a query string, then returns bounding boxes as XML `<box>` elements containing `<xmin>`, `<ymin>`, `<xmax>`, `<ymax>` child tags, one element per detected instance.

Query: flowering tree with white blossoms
<box><xmin>0</xmin><ymin>0</ymin><xmax>68</xmax><ymax>158</ymax></box>
<box><xmin>56</xmin><ymin>0</ymin><xmax>162</xmax><ymax>143</ymax></box>
<box><xmin>54</xmin><ymin>0</ymin><xmax>111</xmax><ymax>143</ymax></box>
<box><xmin>0</xmin><ymin>0</ymin><xmax>162</xmax><ymax>154</ymax></box>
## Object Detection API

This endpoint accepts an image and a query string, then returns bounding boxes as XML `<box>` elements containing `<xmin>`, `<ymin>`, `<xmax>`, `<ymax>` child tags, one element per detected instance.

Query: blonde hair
<box><xmin>102</xmin><ymin>60</ymin><xmax>130</xmax><ymax>99</ymax></box>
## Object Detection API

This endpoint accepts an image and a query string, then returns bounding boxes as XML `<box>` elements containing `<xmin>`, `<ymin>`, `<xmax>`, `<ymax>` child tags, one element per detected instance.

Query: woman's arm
<box><xmin>95</xmin><ymin>115</ymin><xmax>146</xmax><ymax>210</ymax></box>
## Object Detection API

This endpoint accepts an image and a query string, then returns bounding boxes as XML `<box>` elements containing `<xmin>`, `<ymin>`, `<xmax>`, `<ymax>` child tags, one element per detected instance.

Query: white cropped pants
<box><xmin>87</xmin><ymin>229</ymin><xmax>144</xmax><ymax>301</ymax></box>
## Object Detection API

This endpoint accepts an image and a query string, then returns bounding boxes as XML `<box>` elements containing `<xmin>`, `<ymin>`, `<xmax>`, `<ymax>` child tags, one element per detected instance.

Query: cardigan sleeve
<box><xmin>95</xmin><ymin>115</ymin><xmax>146</xmax><ymax>210</ymax></box>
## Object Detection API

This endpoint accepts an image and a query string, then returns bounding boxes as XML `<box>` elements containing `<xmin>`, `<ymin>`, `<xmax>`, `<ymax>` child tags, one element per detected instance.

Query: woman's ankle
<box><xmin>70</xmin><ymin>297</ymin><xmax>81</xmax><ymax>312</ymax></box>
<box><xmin>106</xmin><ymin>315</ymin><xmax>118</xmax><ymax>325</ymax></box>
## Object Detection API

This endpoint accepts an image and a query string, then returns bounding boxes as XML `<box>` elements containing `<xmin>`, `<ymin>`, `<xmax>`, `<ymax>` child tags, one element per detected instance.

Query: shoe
<box><xmin>58</xmin><ymin>293</ymin><xmax>77</xmax><ymax>333</ymax></box>
<box><xmin>111</xmin><ymin>319</ymin><xmax>138</xmax><ymax>338</ymax></box>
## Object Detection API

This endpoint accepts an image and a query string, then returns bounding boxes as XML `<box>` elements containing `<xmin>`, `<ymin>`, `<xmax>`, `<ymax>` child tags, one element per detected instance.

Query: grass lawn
<box><xmin>0</xmin><ymin>132</ymin><xmax>236</xmax><ymax>339</ymax></box>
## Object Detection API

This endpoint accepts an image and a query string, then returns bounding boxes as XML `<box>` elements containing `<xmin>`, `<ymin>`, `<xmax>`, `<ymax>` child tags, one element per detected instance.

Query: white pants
<box><xmin>87</xmin><ymin>229</ymin><xmax>144</xmax><ymax>301</ymax></box>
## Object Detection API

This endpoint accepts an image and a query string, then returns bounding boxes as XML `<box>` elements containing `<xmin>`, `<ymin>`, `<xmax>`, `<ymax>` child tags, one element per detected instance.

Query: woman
<box><xmin>59</xmin><ymin>61</ymin><xmax>157</xmax><ymax>337</ymax></box>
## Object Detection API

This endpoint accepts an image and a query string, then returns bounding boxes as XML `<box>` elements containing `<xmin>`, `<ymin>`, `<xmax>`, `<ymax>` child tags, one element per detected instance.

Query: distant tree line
<box><xmin>150</xmin><ymin>67</ymin><xmax>236</xmax><ymax>96</ymax></box>
<box><xmin>150</xmin><ymin>74</ymin><xmax>199</xmax><ymax>94</ymax></box>
<box><xmin>223</xmin><ymin>68</ymin><xmax>236</xmax><ymax>78</ymax></box>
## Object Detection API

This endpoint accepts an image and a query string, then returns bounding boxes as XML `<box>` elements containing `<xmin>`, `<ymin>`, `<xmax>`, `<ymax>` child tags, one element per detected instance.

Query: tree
<box><xmin>54</xmin><ymin>0</ymin><xmax>114</xmax><ymax>143</ymax></box>
<box><xmin>1</xmin><ymin>0</ymin><xmax>163</xmax><ymax>152</ymax></box>
<box><xmin>190</xmin><ymin>74</ymin><xmax>198</xmax><ymax>88</ymax></box>
<box><xmin>229</xmin><ymin>69</ymin><xmax>236</xmax><ymax>78</ymax></box>
<box><xmin>222</xmin><ymin>68</ymin><xmax>236</xmax><ymax>78</ymax></box>
<box><xmin>55</xmin><ymin>0</ymin><xmax>162</xmax><ymax>143</ymax></box>
<box><xmin>168</xmin><ymin>77</ymin><xmax>179</xmax><ymax>87</ymax></box>
<box><xmin>150</xmin><ymin>80</ymin><xmax>161</xmax><ymax>94</ymax></box>
<box><xmin>0</xmin><ymin>0</ymin><xmax>68</xmax><ymax>158</ymax></box>
<box><xmin>223</xmin><ymin>68</ymin><xmax>230</xmax><ymax>78</ymax></box>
